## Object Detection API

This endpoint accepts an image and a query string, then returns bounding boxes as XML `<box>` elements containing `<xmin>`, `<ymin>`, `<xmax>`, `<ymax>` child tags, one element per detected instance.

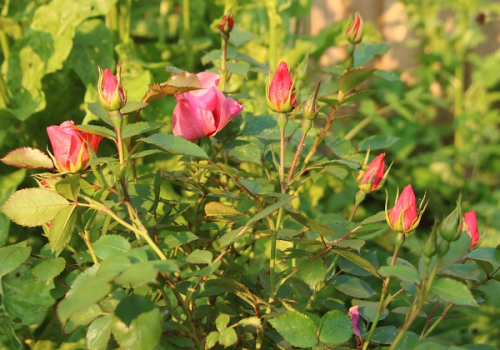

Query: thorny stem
<box><xmin>363</xmin><ymin>233</ymin><xmax>405</xmax><ymax>350</ymax></box>
<box><xmin>301</xmin><ymin>106</ymin><xmax>337</xmax><ymax>169</ymax></box>
<box><xmin>286</xmin><ymin>129</ymin><xmax>308</xmax><ymax>186</ymax></box>
<box><xmin>82</xmin><ymin>230</ymin><xmax>99</xmax><ymax>265</ymax></box>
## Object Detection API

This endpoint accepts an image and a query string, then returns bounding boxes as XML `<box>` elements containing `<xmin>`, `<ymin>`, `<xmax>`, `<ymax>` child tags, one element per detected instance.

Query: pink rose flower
<box><xmin>172</xmin><ymin>72</ymin><xmax>243</xmax><ymax>142</ymax></box>
<box><xmin>46</xmin><ymin>121</ymin><xmax>103</xmax><ymax>173</ymax></box>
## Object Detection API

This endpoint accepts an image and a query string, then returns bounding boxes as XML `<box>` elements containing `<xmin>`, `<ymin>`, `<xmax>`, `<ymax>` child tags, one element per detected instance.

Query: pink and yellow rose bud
<box><xmin>463</xmin><ymin>210</ymin><xmax>479</xmax><ymax>248</ymax></box>
<box><xmin>46</xmin><ymin>121</ymin><xmax>103</xmax><ymax>173</ymax></box>
<box><xmin>218</xmin><ymin>13</ymin><xmax>234</xmax><ymax>35</ymax></box>
<box><xmin>266</xmin><ymin>61</ymin><xmax>297</xmax><ymax>114</ymax></box>
<box><xmin>385</xmin><ymin>184</ymin><xmax>428</xmax><ymax>233</ymax></box>
<box><xmin>97</xmin><ymin>64</ymin><xmax>126</xmax><ymax>111</ymax></box>
<box><xmin>356</xmin><ymin>153</ymin><xmax>391</xmax><ymax>193</ymax></box>
<box><xmin>346</xmin><ymin>11</ymin><xmax>364</xmax><ymax>44</ymax></box>
<box><xmin>348</xmin><ymin>306</ymin><xmax>362</xmax><ymax>338</ymax></box>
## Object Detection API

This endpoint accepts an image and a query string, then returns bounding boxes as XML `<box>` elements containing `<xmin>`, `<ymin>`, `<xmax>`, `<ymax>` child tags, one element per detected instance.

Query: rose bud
<box><xmin>218</xmin><ymin>13</ymin><xmax>234</xmax><ymax>36</ymax></box>
<box><xmin>463</xmin><ymin>210</ymin><xmax>479</xmax><ymax>248</ymax></box>
<box><xmin>172</xmin><ymin>72</ymin><xmax>243</xmax><ymax>142</ymax></box>
<box><xmin>346</xmin><ymin>11</ymin><xmax>364</xmax><ymax>44</ymax></box>
<box><xmin>357</xmin><ymin>153</ymin><xmax>391</xmax><ymax>194</ymax></box>
<box><xmin>97</xmin><ymin>64</ymin><xmax>126</xmax><ymax>111</ymax></box>
<box><xmin>385</xmin><ymin>184</ymin><xmax>428</xmax><ymax>233</ymax></box>
<box><xmin>440</xmin><ymin>198</ymin><xmax>463</xmax><ymax>242</ymax></box>
<box><xmin>266</xmin><ymin>61</ymin><xmax>297</xmax><ymax>114</ymax></box>
<box><xmin>348</xmin><ymin>306</ymin><xmax>362</xmax><ymax>338</ymax></box>
<box><xmin>46</xmin><ymin>121</ymin><xmax>103</xmax><ymax>173</ymax></box>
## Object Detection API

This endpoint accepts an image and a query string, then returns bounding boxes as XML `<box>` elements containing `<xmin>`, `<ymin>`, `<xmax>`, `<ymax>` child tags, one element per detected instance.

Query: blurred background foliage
<box><xmin>0</xmin><ymin>0</ymin><xmax>499</xmax><ymax>347</ymax></box>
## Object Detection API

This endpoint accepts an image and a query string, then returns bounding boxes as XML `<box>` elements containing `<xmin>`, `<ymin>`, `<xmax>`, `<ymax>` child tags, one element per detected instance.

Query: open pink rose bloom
<box><xmin>46</xmin><ymin>121</ymin><xmax>103</xmax><ymax>173</ymax></box>
<box><xmin>172</xmin><ymin>72</ymin><xmax>244</xmax><ymax>142</ymax></box>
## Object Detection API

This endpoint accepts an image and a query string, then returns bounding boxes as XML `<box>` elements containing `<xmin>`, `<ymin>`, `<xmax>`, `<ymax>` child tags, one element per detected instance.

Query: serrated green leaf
<box><xmin>358</xmin><ymin>135</ymin><xmax>399</xmax><ymax>151</ymax></box>
<box><xmin>162</xmin><ymin>231</ymin><xmax>198</xmax><ymax>248</ymax></box>
<box><xmin>332</xmin><ymin>275</ymin><xmax>375</xmax><ymax>298</ymax></box>
<box><xmin>219</xmin><ymin>327</ymin><xmax>238</xmax><ymax>347</ymax></box>
<box><xmin>300</xmin><ymin>259</ymin><xmax>326</xmax><ymax>289</ymax></box>
<box><xmin>185</xmin><ymin>249</ymin><xmax>213</xmax><ymax>264</ymax></box>
<box><xmin>112</xmin><ymin>295</ymin><xmax>161</xmax><ymax>350</ymax></box>
<box><xmin>226</xmin><ymin>62</ymin><xmax>250</xmax><ymax>78</ymax></box>
<box><xmin>205</xmin><ymin>202</ymin><xmax>244</xmax><ymax>217</ymax></box>
<box><xmin>467</xmin><ymin>247</ymin><xmax>500</xmax><ymax>264</ymax></box>
<box><xmin>1</xmin><ymin>188</ymin><xmax>70</xmax><ymax>227</ymax></box>
<box><xmin>73</xmin><ymin>125</ymin><xmax>116</xmax><ymax>140</ymax></box>
<box><xmin>216</xmin><ymin>314</ymin><xmax>230</xmax><ymax>332</ymax></box>
<box><xmin>140</xmin><ymin>133</ymin><xmax>208</xmax><ymax>159</ymax></box>
<box><xmin>247</xmin><ymin>196</ymin><xmax>294</xmax><ymax>226</ymax></box>
<box><xmin>226</xmin><ymin>140</ymin><xmax>262</xmax><ymax>164</ymax></box>
<box><xmin>0</xmin><ymin>147</ymin><xmax>53</xmax><ymax>169</ymax></box>
<box><xmin>120</xmin><ymin>101</ymin><xmax>148</xmax><ymax>115</ymax></box>
<box><xmin>269</xmin><ymin>311</ymin><xmax>318</xmax><ymax>348</ymax></box>
<box><xmin>353</xmin><ymin>43</ymin><xmax>390</xmax><ymax>67</ymax></box>
<box><xmin>122</xmin><ymin>122</ymin><xmax>164</xmax><ymax>139</ymax></box>
<box><xmin>371</xmin><ymin>326</ymin><xmax>397</xmax><ymax>344</ymax></box>
<box><xmin>113</xmin><ymin>261</ymin><xmax>178</xmax><ymax>288</ymax></box>
<box><xmin>237</xmin><ymin>316</ymin><xmax>262</xmax><ymax>328</ymax></box>
<box><xmin>205</xmin><ymin>331</ymin><xmax>219</xmax><ymax>349</ymax></box>
<box><xmin>379</xmin><ymin>265</ymin><xmax>420</xmax><ymax>285</ymax></box>
<box><xmin>55</xmin><ymin>174</ymin><xmax>81</xmax><ymax>201</ymax></box>
<box><xmin>32</xmin><ymin>257</ymin><xmax>66</xmax><ymax>285</ymax></box>
<box><xmin>339</xmin><ymin>69</ymin><xmax>376</xmax><ymax>98</ymax></box>
<box><xmin>87</xmin><ymin>315</ymin><xmax>113</xmax><ymax>350</ymax></box>
<box><xmin>358</xmin><ymin>211</ymin><xmax>386</xmax><ymax>226</ymax></box>
<box><xmin>65</xmin><ymin>304</ymin><xmax>103</xmax><ymax>333</ymax></box>
<box><xmin>0</xmin><ymin>244</ymin><xmax>31</xmax><ymax>278</ymax></box>
<box><xmin>318</xmin><ymin>310</ymin><xmax>353</xmax><ymax>345</ymax></box>
<box><xmin>430</xmin><ymin>278</ymin><xmax>478</xmax><ymax>306</ymax></box>
<box><xmin>332</xmin><ymin>249</ymin><xmax>381</xmax><ymax>278</ymax></box>
<box><xmin>290</xmin><ymin>212</ymin><xmax>337</xmax><ymax>237</ymax></box>
<box><xmin>48</xmin><ymin>205</ymin><xmax>77</xmax><ymax>256</ymax></box>
<box><xmin>87</xmin><ymin>102</ymin><xmax>112</xmax><ymax>126</ymax></box>
<box><xmin>93</xmin><ymin>235</ymin><xmax>131</xmax><ymax>260</ymax></box>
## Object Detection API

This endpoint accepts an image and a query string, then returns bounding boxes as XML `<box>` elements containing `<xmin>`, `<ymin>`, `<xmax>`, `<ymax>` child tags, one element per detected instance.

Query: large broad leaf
<box><xmin>430</xmin><ymin>278</ymin><xmax>478</xmax><ymax>306</ymax></box>
<box><xmin>379</xmin><ymin>265</ymin><xmax>420</xmax><ymax>285</ymax></box>
<box><xmin>246</xmin><ymin>197</ymin><xmax>294</xmax><ymax>226</ymax></box>
<box><xmin>87</xmin><ymin>315</ymin><xmax>113</xmax><ymax>350</ymax></box>
<box><xmin>225</xmin><ymin>140</ymin><xmax>262</xmax><ymax>164</ymax></box>
<box><xmin>332</xmin><ymin>249</ymin><xmax>381</xmax><ymax>278</ymax></box>
<box><xmin>289</xmin><ymin>212</ymin><xmax>337</xmax><ymax>237</ymax></box>
<box><xmin>358</xmin><ymin>135</ymin><xmax>400</xmax><ymax>151</ymax></box>
<box><xmin>0</xmin><ymin>169</ymin><xmax>26</xmax><ymax>246</ymax></box>
<box><xmin>3</xmin><ymin>0</ymin><xmax>116</xmax><ymax>120</ymax></box>
<box><xmin>467</xmin><ymin>247</ymin><xmax>500</xmax><ymax>264</ymax></box>
<box><xmin>142</xmin><ymin>71</ymin><xmax>202</xmax><ymax>103</ymax></box>
<box><xmin>269</xmin><ymin>311</ymin><xmax>318</xmax><ymax>348</ymax></box>
<box><xmin>185</xmin><ymin>249</ymin><xmax>213</xmax><ymax>264</ymax></box>
<box><xmin>1</xmin><ymin>188</ymin><xmax>70</xmax><ymax>227</ymax></box>
<box><xmin>0</xmin><ymin>147</ymin><xmax>53</xmax><ymax>169</ymax></box>
<box><xmin>300</xmin><ymin>259</ymin><xmax>326</xmax><ymax>289</ymax></box>
<box><xmin>140</xmin><ymin>133</ymin><xmax>208</xmax><ymax>159</ymax></box>
<box><xmin>48</xmin><ymin>205</ymin><xmax>77</xmax><ymax>256</ymax></box>
<box><xmin>122</xmin><ymin>122</ymin><xmax>164</xmax><ymax>139</ymax></box>
<box><xmin>338</xmin><ymin>69</ymin><xmax>376</xmax><ymax>99</ymax></box>
<box><xmin>0</xmin><ymin>244</ymin><xmax>31</xmax><ymax>278</ymax></box>
<box><xmin>332</xmin><ymin>275</ymin><xmax>375</xmax><ymax>299</ymax></box>
<box><xmin>31</xmin><ymin>257</ymin><xmax>66</xmax><ymax>285</ymax></box>
<box><xmin>353</xmin><ymin>43</ymin><xmax>390</xmax><ymax>67</ymax></box>
<box><xmin>318</xmin><ymin>310</ymin><xmax>353</xmax><ymax>345</ymax></box>
<box><xmin>112</xmin><ymin>295</ymin><xmax>161</xmax><ymax>350</ymax></box>
<box><xmin>93</xmin><ymin>235</ymin><xmax>131</xmax><ymax>260</ymax></box>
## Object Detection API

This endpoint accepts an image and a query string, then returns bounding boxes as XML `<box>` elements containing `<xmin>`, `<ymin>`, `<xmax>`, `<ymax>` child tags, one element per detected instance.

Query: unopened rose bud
<box><xmin>266</xmin><ymin>61</ymin><xmax>297</xmax><ymax>114</ymax></box>
<box><xmin>357</xmin><ymin>153</ymin><xmax>391</xmax><ymax>194</ymax></box>
<box><xmin>97</xmin><ymin>64</ymin><xmax>126</xmax><ymax>111</ymax></box>
<box><xmin>423</xmin><ymin>226</ymin><xmax>437</xmax><ymax>259</ymax></box>
<box><xmin>218</xmin><ymin>13</ymin><xmax>234</xmax><ymax>36</ymax></box>
<box><xmin>463</xmin><ymin>210</ymin><xmax>479</xmax><ymax>248</ymax></box>
<box><xmin>346</xmin><ymin>11</ymin><xmax>364</xmax><ymax>44</ymax></box>
<box><xmin>303</xmin><ymin>82</ymin><xmax>321</xmax><ymax>121</ymax></box>
<box><xmin>440</xmin><ymin>201</ymin><xmax>463</xmax><ymax>242</ymax></box>
<box><xmin>385</xmin><ymin>184</ymin><xmax>428</xmax><ymax>234</ymax></box>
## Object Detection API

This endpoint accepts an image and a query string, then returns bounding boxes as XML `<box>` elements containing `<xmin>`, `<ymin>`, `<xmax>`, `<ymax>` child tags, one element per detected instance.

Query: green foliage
<box><xmin>0</xmin><ymin>0</ymin><xmax>498</xmax><ymax>348</ymax></box>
